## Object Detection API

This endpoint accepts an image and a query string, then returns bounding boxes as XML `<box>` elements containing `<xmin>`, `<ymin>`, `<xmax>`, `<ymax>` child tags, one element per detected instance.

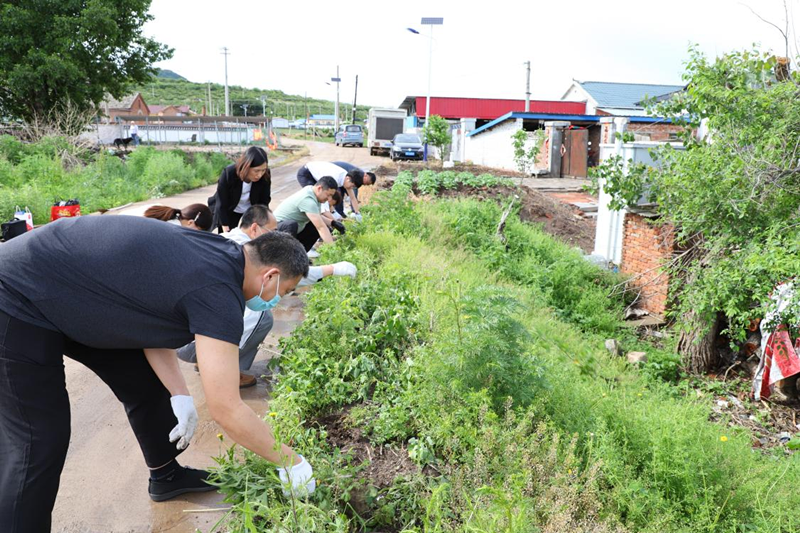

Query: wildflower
<box><xmin>637</xmin><ymin>393</ymin><xmax>643</xmax><ymax>397</ymax></box>
<box><xmin>720</xmin><ymin>436</ymin><xmax>728</xmax><ymax>442</ymax></box>
<box><xmin>268</xmin><ymin>412</ymin><xmax>277</xmax><ymax>417</ymax></box>
<box><xmin>217</xmin><ymin>433</ymin><xmax>224</xmax><ymax>441</ymax></box>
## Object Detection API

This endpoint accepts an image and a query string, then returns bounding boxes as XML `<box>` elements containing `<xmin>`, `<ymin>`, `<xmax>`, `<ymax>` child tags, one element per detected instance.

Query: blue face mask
<box><xmin>245</xmin><ymin>274</ymin><xmax>281</xmax><ymax>311</ymax></box>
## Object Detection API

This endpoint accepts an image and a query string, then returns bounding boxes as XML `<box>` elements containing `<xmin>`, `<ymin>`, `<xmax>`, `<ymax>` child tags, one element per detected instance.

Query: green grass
<box><xmin>0</xmin><ymin>135</ymin><xmax>230</xmax><ymax>225</ymax></box>
<box><xmin>209</xmin><ymin>185</ymin><xmax>800</xmax><ymax>532</ymax></box>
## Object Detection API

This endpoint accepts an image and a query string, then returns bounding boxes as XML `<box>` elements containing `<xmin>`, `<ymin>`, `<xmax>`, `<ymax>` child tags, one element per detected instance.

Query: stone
<box><xmin>605</xmin><ymin>339</ymin><xmax>621</xmax><ymax>356</ymax></box>
<box><xmin>627</xmin><ymin>351</ymin><xmax>648</xmax><ymax>364</ymax></box>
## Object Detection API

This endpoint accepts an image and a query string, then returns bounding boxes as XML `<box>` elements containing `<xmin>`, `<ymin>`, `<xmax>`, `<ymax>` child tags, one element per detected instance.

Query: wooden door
<box><xmin>561</xmin><ymin>129</ymin><xmax>588</xmax><ymax>178</ymax></box>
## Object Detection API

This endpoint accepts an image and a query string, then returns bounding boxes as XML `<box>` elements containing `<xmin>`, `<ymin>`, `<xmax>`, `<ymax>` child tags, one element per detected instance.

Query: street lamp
<box><xmin>408</xmin><ymin>17</ymin><xmax>443</xmax><ymax>161</ymax></box>
<box><xmin>331</xmin><ymin>66</ymin><xmax>341</xmax><ymax>133</ymax></box>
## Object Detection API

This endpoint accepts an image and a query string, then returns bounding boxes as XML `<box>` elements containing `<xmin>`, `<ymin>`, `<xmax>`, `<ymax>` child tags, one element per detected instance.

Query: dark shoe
<box><xmin>239</xmin><ymin>372</ymin><xmax>257</xmax><ymax>388</ymax></box>
<box><xmin>148</xmin><ymin>466</ymin><xmax>216</xmax><ymax>502</ymax></box>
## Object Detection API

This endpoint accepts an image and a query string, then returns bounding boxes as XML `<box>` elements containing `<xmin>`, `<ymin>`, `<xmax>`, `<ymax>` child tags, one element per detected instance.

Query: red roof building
<box><xmin>399</xmin><ymin>96</ymin><xmax>585</xmax><ymax>122</ymax></box>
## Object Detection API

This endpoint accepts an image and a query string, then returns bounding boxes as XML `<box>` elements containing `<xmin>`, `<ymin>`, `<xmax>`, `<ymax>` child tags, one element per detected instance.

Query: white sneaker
<box><xmin>307</xmin><ymin>249</ymin><xmax>320</xmax><ymax>259</ymax></box>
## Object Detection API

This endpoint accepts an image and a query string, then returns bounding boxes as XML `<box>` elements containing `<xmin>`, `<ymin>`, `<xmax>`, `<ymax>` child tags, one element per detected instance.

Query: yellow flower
<box><xmin>217</xmin><ymin>433</ymin><xmax>224</xmax><ymax>441</ymax></box>
<box><xmin>567</xmin><ymin>469</ymin><xmax>573</xmax><ymax>475</ymax></box>
<box><xmin>637</xmin><ymin>393</ymin><xmax>643</xmax><ymax>397</ymax></box>
<box><xmin>268</xmin><ymin>412</ymin><xmax>277</xmax><ymax>417</ymax></box>
<box><xmin>720</xmin><ymin>436</ymin><xmax>728</xmax><ymax>442</ymax></box>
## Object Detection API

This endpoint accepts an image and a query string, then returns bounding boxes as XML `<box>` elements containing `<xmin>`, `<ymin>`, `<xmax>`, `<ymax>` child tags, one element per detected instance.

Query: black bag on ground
<box><xmin>2</xmin><ymin>219</ymin><xmax>27</xmax><ymax>241</ymax></box>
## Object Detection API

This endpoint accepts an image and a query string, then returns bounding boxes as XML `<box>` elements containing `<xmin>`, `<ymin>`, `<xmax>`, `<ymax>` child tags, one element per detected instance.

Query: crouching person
<box><xmin>274</xmin><ymin>176</ymin><xmax>338</xmax><ymax>252</ymax></box>
<box><xmin>0</xmin><ymin>217</ymin><xmax>315</xmax><ymax>532</ymax></box>
<box><xmin>176</xmin><ymin>205</ymin><xmax>356</xmax><ymax>387</ymax></box>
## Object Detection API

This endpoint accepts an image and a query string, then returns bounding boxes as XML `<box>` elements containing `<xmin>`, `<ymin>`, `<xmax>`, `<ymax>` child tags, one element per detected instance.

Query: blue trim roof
<box><xmin>467</xmin><ymin>112</ymin><xmax>673</xmax><ymax>138</ymax></box>
<box><xmin>579</xmin><ymin>81</ymin><xmax>684</xmax><ymax>109</ymax></box>
<box><xmin>309</xmin><ymin>114</ymin><xmax>336</xmax><ymax>120</ymax></box>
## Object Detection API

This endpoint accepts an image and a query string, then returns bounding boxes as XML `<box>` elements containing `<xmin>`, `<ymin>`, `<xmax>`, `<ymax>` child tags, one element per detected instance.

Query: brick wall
<box><xmin>626</xmin><ymin>122</ymin><xmax>682</xmax><ymax>142</ymax></box>
<box><xmin>620</xmin><ymin>212</ymin><xmax>675</xmax><ymax>316</ymax></box>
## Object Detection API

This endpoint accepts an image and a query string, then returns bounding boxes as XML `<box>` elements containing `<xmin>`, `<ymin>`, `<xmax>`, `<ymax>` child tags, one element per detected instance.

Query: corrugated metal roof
<box><xmin>399</xmin><ymin>96</ymin><xmax>585</xmax><ymax>119</ymax></box>
<box><xmin>579</xmin><ymin>81</ymin><xmax>684</xmax><ymax>109</ymax></box>
<box><xmin>467</xmin><ymin>112</ymin><xmax>674</xmax><ymax>138</ymax></box>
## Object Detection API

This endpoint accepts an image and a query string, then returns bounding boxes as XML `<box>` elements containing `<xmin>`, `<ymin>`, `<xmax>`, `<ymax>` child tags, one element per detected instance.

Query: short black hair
<box><xmin>240</xmin><ymin>205</ymin><xmax>273</xmax><ymax>228</ymax></box>
<box><xmin>365</xmin><ymin>171</ymin><xmax>377</xmax><ymax>185</ymax></box>
<box><xmin>244</xmin><ymin>231</ymin><xmax>310</xmax><ymax>279</ymax></box>
<box><xmin>347</xmin><ymin>169</ymin><xmax>365</xmax><ymax>188</ymax></box>
<box><xmin>317</xmin><ymin>176</ymin><xmax>338</xmax><ymax>191</ymax></box>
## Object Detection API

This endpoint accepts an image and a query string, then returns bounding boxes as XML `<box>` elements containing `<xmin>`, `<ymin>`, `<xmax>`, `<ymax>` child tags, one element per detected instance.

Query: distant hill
<box><xmin>157</xmin><ymin>69</ymin><xmax>186</xmax><ymax>81</ymax></box>
<box><xmin>135</xmin><ymin>77</ymin><xmax>370</xmax><ymax>120</ymax></box>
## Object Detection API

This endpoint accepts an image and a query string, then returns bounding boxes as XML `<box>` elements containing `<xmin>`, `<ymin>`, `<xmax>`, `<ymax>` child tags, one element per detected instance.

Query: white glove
<box><xmin>332</xmin><ymin>261</ymin><xmax>357</xmax><ymax>279</ymax></box>
<box><xmin>351</xmin><ymin>213</ymin><xmax>363</xmax><ymax>223</ymax></box>
<box><xmin>277</xmin><ymin>454</ymin><xmax>316</xmax><ymax>497</ymax></box>
<box><xmin>169</xmin><ymin>395</ymin><xmax>198</xmax><ymax>450</ymax></box>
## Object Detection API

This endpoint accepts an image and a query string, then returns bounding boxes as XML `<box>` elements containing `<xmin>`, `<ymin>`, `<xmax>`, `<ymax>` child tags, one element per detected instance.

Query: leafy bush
<box><xmin>0</xmin><ymin>141</ymin><xmax>229</xmax><ymax>224</ymax></box>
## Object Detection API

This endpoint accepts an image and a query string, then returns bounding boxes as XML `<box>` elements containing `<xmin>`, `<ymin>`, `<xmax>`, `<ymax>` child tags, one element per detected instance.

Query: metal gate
<box><xmin>561</xmin><ymin>129</ymin><xmax>588</xmax><ymax>178</ymax></box>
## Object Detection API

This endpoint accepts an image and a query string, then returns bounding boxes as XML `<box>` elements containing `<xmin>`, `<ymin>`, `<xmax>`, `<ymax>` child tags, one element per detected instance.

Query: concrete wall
<box><xmin>463</xmin><ymin>119</ymin><xmax>521</xmax><ymax>170</ymax></box>
<box><xmin>620</xmin><ymin>212</ymin><xmax>674</xmax><ymax>316</ymax></box>
<box><xmin>562</xmin><ymin>84</ymin><xmax>595</xmax><ymax>114</ymax></box>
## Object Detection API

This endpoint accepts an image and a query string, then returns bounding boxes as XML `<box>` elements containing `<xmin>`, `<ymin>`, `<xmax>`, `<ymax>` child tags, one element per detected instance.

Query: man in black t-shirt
<box><xmin>0</xmin><ymin>216</ymin><xmax>315</xmax><ymax>532</ymax></box>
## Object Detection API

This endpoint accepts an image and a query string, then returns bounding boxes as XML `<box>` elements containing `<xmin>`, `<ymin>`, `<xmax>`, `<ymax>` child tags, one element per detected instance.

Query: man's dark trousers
<box><xmin>296</xmin><ymin>166</ymin><xmax>316</xmax><ymax>188</ymax></box>
<box><xmin>0</xmin><ymin>310</ymin><xmax>181</xmax><ymax>532</ymax></box>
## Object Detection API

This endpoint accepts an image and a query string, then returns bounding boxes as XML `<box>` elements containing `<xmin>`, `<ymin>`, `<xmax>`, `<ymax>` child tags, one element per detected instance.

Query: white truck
<box><xmin>367</xmin><ymin>108</ymin><xmax>407</xmax><ymax>156</ymax></box>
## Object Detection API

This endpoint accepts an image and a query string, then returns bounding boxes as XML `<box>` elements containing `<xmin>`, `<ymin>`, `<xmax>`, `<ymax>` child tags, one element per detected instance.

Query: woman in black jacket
<box><xmin>213</xmin><ymin>147</ymin><xmax>271</xmax><ymax>232</ymax></box>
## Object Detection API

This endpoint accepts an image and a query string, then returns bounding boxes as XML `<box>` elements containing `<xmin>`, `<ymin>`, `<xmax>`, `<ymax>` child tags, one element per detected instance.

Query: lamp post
<box><xmin>331</xmin><ymin>66</ymin><xmax>341</xmax><ymax>133</ymax></box>
<box><xmin>408</xmin><ymin>17</ymin><xmax>443</xmax><ymax>161</ymax></box>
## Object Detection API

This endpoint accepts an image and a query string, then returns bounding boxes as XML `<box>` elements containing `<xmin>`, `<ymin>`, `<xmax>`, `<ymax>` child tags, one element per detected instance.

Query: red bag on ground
<box><xmin>50</xmin><ymin>200</ymin><xmax>81</xmax><ymax>221</ymax></box>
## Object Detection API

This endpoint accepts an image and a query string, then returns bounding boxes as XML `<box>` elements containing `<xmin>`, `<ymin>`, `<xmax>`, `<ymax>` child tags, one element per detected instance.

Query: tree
<box><xmin>511</xmin><ymin>129</ymin><xmax>546</xmax><ymax>176</ymax></box>
<box><xmin>594</xmin><ymin>46</ymin><xmax>800</xmax><ymax>372</ymax></box>
<box><xmin>422</xmin><ymin>114</ymin><xmax>450</xmax><ymax>165</ymax></box>
<box><xmin>0</xmin><ymin>1</ymin><xmax>172</xmax><ymax>125</ymax></box>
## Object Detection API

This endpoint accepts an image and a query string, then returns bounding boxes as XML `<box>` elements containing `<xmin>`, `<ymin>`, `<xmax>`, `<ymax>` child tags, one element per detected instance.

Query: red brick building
<box><xmin>101</xmin><ymin>93</ymin><xmax>150</xmax><ymax>124</ymax></box>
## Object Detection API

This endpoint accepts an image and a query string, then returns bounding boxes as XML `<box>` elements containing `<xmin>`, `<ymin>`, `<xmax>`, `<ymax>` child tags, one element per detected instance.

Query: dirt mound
<box><xmin>315</xmin><ymin>408</ymin><xmax>419</xmax><ymax>490</ymax></box>
<box><xmin>439</xmin><ymin>184</ymin><xmax>596</xmax><ymax>253</ymax></box>
<box><xmin>373</xmin><ymin>161</ymin><xmax>526</xmax><ymax>179</ymax></box>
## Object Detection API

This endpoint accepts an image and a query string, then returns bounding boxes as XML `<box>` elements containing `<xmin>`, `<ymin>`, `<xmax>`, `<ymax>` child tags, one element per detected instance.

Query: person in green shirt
<box><xmin>274</xmin><ymin>176</ymin><xmax>338</xmax><ymax>251</ymax></box>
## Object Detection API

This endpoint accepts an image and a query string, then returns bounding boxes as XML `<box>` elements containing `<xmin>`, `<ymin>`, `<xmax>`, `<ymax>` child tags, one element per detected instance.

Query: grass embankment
<box><xmin>211</xmin><ymin>179</ymin><xmax>800</xmax><ymax>532</ymax></box>
<box><xmin>0</xmin><ymin>135</ymin><xmax>230</xmax><ymax>225</ymax></box>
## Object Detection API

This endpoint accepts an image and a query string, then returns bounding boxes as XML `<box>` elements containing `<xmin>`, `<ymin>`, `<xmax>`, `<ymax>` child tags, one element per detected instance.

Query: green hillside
<box><xmin>135</xmin><ymin>77</ymin><xmax>369</xmax><ymax>121</ymax></box>
<box><xmin>156</xmin><ymin>69</ymin><xmax>186</xmax><ymax>80</ymax></box>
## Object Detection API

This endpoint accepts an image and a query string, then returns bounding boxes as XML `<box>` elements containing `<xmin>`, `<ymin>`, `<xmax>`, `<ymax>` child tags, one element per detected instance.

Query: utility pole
<box><xmin>242</xmin><ymin>103</ymin><xmax>249</xmax><ymax>117</ymax></box>
<box><xmin>207</xmin><ymin>82</ymin><xmax>212</xmax><ymax>116</ymax></box>
<box><xmin>331</xmin><ymin>66</ymin><xmax>341</xmax><ymax>133</ymax></box>
<box><xmin>221</xmin><ymin>47</ymin><xmax>230</xmax><ymax>116</ymax></box>
<box><xmin>260</xmin><ymin>95</ymin><xmax>267</xmax><ymax>117</ymax></box>
<box><xmin>352</xmin><ymin>74</ymin><xmax>358</xmax><ymax>123</ymax></box>
<box><xmin>524</xmin><ymin>61</ymin><xmax>531</xmax><ymax>112</ymax></box>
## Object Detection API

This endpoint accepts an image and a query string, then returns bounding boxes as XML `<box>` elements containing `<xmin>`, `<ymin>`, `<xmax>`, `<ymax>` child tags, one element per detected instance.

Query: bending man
<box><xmin>176</xmin><ymin>205</ymin><xmax>356</xmax><ymax>387</ymax></box>
<box><xmin>0</xmin><ymin>216</ymin><xmax>315</xmax><ymax>532</ymax></box>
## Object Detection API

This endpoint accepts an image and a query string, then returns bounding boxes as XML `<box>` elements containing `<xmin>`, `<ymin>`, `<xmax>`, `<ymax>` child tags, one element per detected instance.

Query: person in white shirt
<box><xmin>130</xmin><ymin>123</ymin><xmax>140</xmax><ymax>146</ymax></box>
<box><xmin>176</xmin><ymin>205</ymin><xmax>356</xmax><ymax>388</ymax></box>
<box><xmin>296</xmin><ymin>161</ymin><xmax>376</xmax><ymax>219</ymax></box>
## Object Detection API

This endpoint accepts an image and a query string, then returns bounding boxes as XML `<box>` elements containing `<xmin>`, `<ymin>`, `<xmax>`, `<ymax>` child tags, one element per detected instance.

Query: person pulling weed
<box><xmin>0</xmin><ymin>216</ymin><xmax>315</xmax><ymax>532</ymax></box>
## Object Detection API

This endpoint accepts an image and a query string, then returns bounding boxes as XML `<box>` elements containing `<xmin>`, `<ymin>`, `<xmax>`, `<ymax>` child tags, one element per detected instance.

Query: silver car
<box><xmin>335</xmin><ymin>125</ymin><xmax>364</xmax><ymax>147</ymax></box>
<box><xmin>390</xmin><ymin>133</ymin><xmax>423</xmax><ymax>161</ymax></box>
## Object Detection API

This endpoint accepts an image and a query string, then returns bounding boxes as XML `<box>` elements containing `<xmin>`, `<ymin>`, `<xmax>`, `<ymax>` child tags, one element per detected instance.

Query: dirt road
<box><xmin>51</xmin><ymin>141</ymin><xmax>385</xmax><ymax>533</ymax></box>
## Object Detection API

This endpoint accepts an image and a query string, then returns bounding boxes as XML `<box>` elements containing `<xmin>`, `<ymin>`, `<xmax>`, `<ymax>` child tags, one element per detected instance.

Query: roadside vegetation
<box><xmin>0</xmin><ymin>135</ymin><xmax>229</xmax><ymax>224</ymax></box>
<box><xmin>210</xmin><ymin>178</ymin><xmax>800</xmax><ymax>532</ymax></box>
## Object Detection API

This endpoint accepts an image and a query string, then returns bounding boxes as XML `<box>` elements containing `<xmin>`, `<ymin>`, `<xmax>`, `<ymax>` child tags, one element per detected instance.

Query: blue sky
<box><xmin>144</xmin><ymin>0</ymin><xmax>797</xmax><ymax>107</ymax></box>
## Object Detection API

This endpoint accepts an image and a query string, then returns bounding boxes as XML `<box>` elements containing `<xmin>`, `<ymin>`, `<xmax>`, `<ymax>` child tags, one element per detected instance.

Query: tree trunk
<box><xmin>678</xmin><ymin>310</ymin><xmax>722</xmax><ymax>374</ymax></box>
